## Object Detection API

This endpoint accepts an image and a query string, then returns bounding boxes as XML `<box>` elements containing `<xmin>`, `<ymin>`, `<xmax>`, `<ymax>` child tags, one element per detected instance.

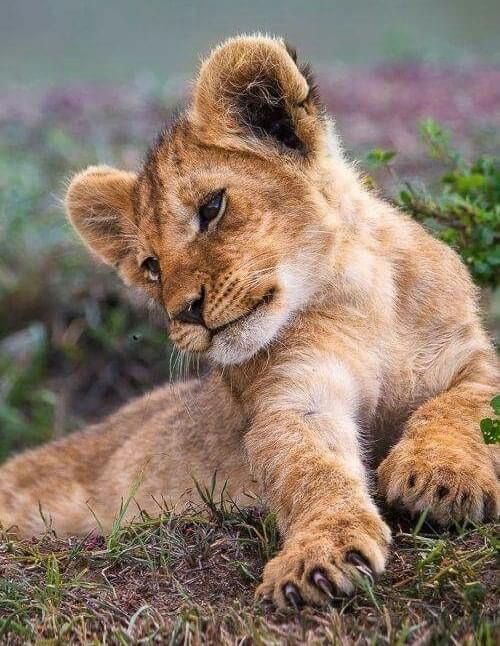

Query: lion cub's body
<box><xmin>0</xmin><ymin>376</ymin><xmax>250</xmax><ymax>535</ymax></box>
<box><xmin>1</xmin><ymin>161</ymin><xmax>496</xmax><ymax>535</ymax></box>
<box><xmin>0</xmin><ymin>35</ymin><xmax>497</xmax><ymax>608</ymax></box>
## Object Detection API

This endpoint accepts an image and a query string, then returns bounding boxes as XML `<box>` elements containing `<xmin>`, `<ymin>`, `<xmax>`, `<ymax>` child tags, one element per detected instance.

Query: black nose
<box><xmin>175</xmin><ymin>290</ymin><xmax>206</xmax><ymax>327</ymax></box>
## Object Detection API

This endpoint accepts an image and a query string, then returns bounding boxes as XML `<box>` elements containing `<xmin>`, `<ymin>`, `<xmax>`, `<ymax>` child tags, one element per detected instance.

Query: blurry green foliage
<box><xmin>0</xmin><ymin>325</ymin><xmax>54</xmax><ymax>461</ymax></box>
<box><xmin>0</xmin><ymin>120</ymin><xmax>173</xmax><ymax>461</ymax></box>
<box><xmin>366</xmin><ymin>119</ymin><xmax>500</xmax><ymax>287</ymax></box>
<box><xmin>365</xmin><ymin>148</ymin><xmax>397</xmax><ymax>169</ymax></box>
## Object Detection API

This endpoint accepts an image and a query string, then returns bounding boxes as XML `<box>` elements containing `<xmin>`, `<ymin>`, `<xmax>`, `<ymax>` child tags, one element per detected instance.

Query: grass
<box><xmin>0</xmin><ymin>493</ymin><xmax>498</xmax><ymax>644</ymax></box>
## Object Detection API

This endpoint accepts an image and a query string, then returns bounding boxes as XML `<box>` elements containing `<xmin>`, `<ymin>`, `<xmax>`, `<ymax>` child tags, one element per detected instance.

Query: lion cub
<box><xmin>0</xmin><ymin>36</ymin><xmax>498</xmax><ymax>609</ymax></box>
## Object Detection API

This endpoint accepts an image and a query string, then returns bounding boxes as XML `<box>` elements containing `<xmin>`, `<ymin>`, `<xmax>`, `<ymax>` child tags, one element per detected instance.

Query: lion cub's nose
<box><xmin>175</xmin><ymin>290</ymin><xmax>206</xmax><ymax>327</ymax></box>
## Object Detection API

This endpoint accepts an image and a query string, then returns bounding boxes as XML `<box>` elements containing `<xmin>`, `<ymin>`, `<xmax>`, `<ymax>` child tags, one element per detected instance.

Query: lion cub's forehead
<box><xmin>135</xmin><ymin>116</ymin><xmax>296</xmax><ymax>225</ymax></box>
<box><xmin>138</xmin><ymin>118</ymin><xmax>198</xmax><ymax>200</ymax></box>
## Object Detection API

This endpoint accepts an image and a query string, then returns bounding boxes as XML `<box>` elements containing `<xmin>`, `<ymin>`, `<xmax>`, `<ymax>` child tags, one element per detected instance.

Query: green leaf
<box><xmin>365</xmin><ymin>148</ymin><xmax>397</xmax><ymax>169</ymax></box>
<box><xmin>480</xmin><ymin>418</ymin><xmax>500</xmax><ymax>445</ymax></box>
<box><xmin>399</xmin><ymin>189</ymin><xmax>413</xmax><ymax>206</ymax></box>
<box><xmin>419</xmin><ymin>118</ymin><xmax>459</xmax><ymax>164</ymax></box>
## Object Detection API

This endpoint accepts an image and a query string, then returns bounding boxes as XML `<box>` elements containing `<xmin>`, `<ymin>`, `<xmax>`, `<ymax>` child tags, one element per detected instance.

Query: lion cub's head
<box><xmin>66</xmin><ymin>35</ymin><xmax>341</xmax><ymax>365</ymax></box>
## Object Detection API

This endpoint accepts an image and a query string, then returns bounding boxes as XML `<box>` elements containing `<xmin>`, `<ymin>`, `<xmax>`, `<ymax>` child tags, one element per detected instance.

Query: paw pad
<box><xmin>378</xmin><ymin>437</ymin><xmax>499</xmax><ymax>524</ymax></box>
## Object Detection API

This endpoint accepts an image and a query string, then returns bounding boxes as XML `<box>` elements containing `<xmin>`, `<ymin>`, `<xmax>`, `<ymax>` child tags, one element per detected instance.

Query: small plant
<box><xmin>480</xmin><ymin>395</ymin><xmax>500</xmax><ymax>445</ymax></box>
<box><xmin>366</xmin><ymin>119</ymin><xmax>500</xmax><ymax>288</ymax></box>
<box><xmin>365</xmin><ymin>148</ymin><xmax>397</xmax><ymax>170</ymax></box>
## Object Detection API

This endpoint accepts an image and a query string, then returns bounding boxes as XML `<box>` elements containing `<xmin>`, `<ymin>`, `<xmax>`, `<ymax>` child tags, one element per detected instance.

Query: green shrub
<box><xmin>366</xmin><ymin>119</ymin><xmax>500</xmax><ymax>288</ymax></box>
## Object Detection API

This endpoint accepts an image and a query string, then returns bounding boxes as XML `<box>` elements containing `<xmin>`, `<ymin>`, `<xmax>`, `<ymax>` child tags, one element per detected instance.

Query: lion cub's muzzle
<box><xmin>167</xmin><ymin>283</ymin><xmax>277</xmax><ymax>354</ymax></box>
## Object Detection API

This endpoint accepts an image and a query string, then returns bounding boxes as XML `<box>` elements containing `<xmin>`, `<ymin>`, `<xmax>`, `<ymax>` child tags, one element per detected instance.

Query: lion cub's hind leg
<box><xmin>378</xmin><ymin>378</ymin><xmax>499</xmax><ymax>525</ymax></box>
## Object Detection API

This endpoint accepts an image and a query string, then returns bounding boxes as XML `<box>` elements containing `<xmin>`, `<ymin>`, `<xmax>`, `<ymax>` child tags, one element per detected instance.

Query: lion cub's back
<box><xmin>0</xmin><ymin>374</ymin><xmax>248</xmax><ymax>535</ymax></box>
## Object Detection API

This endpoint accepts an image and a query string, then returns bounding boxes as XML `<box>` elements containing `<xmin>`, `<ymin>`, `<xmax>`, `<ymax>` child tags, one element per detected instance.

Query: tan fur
<box><xmin>1</xmin><ymin>35</ymin><xmax>498</xmax><ymax>608</ymax></box>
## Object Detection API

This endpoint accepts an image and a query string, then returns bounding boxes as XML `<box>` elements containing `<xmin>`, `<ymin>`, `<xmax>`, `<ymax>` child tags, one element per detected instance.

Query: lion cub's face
<box><xmin>66</xmin><ymin>36</ymin><xmax>334</xmax><ymax>365</ymax></box>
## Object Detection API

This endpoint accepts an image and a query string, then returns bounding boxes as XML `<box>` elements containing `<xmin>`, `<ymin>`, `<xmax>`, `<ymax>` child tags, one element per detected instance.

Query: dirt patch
<box><xmin>0</xmin><ymin>502</ymin><xmax>498</xmax><ymax>644</ymax></box>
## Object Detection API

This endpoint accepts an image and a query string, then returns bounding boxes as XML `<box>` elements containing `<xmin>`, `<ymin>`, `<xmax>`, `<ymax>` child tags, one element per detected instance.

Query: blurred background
<box><xmin>0</xmin><ymin>1</ymin><xmax>499</xmax><ymax>460</ymax></box>
<box><xmin>1</xmin><ymin>0</ymin><xmax>500</xmax><ymax>83</ymax></box>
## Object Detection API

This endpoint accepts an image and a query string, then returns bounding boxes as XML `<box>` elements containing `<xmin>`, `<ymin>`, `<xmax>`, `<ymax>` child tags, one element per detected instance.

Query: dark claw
<box><xmin>283</xmin><ymin>583</ymin><xmax>303</xmax><ymax>611</ymax></box>
<box><xmin>346</xmin><ymin>551</ymin><xmax>374</xmax><ymax>584</ymax></box>
<box><xmin>311</xmin><ymin>570</ymin><xmax>335</xmax><ymax>599</ymax></box>
<box><xmin>483</xmin><ymin>493</ymin><xmax>496</xmax><ymax>520</ymax></box>
<box><xmin>437</xmin><ymin>485</ymin><xmax>449</xmax><ymax>500</ymax></box>
<box><xmin>259</xmin><ymin>595</ymin><xmax>274</xmax><ymax>609</ymax></box>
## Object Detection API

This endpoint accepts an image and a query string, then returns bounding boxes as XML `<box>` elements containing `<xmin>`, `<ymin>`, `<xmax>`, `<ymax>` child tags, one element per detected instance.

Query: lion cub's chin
<box><xmin>208</xmin><ymin>300</ymin><xmax>291</xmax><ymax>366</ymax></box>
<box><xmin>208</xmin><ymin>262</ymin><xmax>319</xmax><ymax>365</ymax></box>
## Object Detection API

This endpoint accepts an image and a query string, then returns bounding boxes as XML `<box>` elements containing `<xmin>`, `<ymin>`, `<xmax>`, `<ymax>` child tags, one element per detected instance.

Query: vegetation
<box><xmin>366</xmin><ymin>119</ymin><xmax>500</xmax><ymax>288</ymax></box>
<box><xmin>0</xmin><ymin>99</ymin><xmax>177</xmax><ymax>460</ymax></box>
<box><xmin>0</xmin><ymin>494</ymin><xmax>498</xmax><ymax>644</ymax></box>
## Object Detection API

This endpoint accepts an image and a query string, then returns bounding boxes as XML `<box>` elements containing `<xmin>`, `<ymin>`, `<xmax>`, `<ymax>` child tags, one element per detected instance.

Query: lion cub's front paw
<box><xmin>378</xmin><ymin>437</ymin><xmax>499</xmax><ymax>524</ymax></box>
<box><xmin>256</xmin><ymin>510</ymin><xmax>391</xmax><ymax>609</ymax></box>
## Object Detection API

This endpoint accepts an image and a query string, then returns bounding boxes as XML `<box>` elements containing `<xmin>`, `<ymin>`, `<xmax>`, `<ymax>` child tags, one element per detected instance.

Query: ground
<box><xmin>0</xmin><ymin>63</ymin><xmax>499</xmax><ymax>644</ymax></box>
<box><xmin>0</xmin><ymin>498</ymin><xmax>498</xmax><ymax>644</ymax></box>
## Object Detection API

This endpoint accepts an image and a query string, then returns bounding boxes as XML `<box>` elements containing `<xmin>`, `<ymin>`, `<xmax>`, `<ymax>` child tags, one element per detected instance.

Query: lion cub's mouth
<box><xmin>211</xmin><ymin>287</ymin><xmax>276</xmax><ymax>336</ymax></box>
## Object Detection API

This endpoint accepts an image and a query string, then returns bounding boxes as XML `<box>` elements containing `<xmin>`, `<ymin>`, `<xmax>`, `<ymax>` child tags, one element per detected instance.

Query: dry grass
<box><xmin>1</xmin><ymin>488</ymin><xmax>498</xmax><ymax>645</ymax></box>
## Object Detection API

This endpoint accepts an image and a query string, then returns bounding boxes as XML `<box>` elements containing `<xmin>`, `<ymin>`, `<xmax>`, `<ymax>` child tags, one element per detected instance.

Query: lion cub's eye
<box><xmin>141</xmin><ymin>256</ymin><xmax>161</xmax><ymax>282</ymax></box>
<box><xmin>199</xmin><ymin>190</ymin><xmax>226</xmax><ymax>232</ymax></box>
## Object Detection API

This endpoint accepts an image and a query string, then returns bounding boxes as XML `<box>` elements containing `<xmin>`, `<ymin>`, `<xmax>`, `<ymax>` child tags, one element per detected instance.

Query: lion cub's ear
<box><xmin>190</xmin><ymin>35</ymin><xmax>324</xmax><ymax>156</ymax></box>
<box><xmin>66</xmin><ymin>165</ymin><xmax>138</xmax><ymax>268</ymax></box>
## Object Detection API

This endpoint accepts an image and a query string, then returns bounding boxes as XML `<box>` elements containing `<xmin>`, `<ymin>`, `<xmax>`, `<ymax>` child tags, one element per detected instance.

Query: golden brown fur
<box><xmin>0</xmin><ymin>35</ymin><xmax>498</xmax><ymax>608</ymax></box>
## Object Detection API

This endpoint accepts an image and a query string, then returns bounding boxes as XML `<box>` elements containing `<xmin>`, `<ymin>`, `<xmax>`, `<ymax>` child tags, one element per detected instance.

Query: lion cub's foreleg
<box><xmin>244</xmin><ymin>354</ymin><xmax>391</xmax><ymax>609</ymax></box>
<box><xmin>378</xmin><ymin>371</ymin><xmax>499</xmax><ymax>524</ymax></box>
